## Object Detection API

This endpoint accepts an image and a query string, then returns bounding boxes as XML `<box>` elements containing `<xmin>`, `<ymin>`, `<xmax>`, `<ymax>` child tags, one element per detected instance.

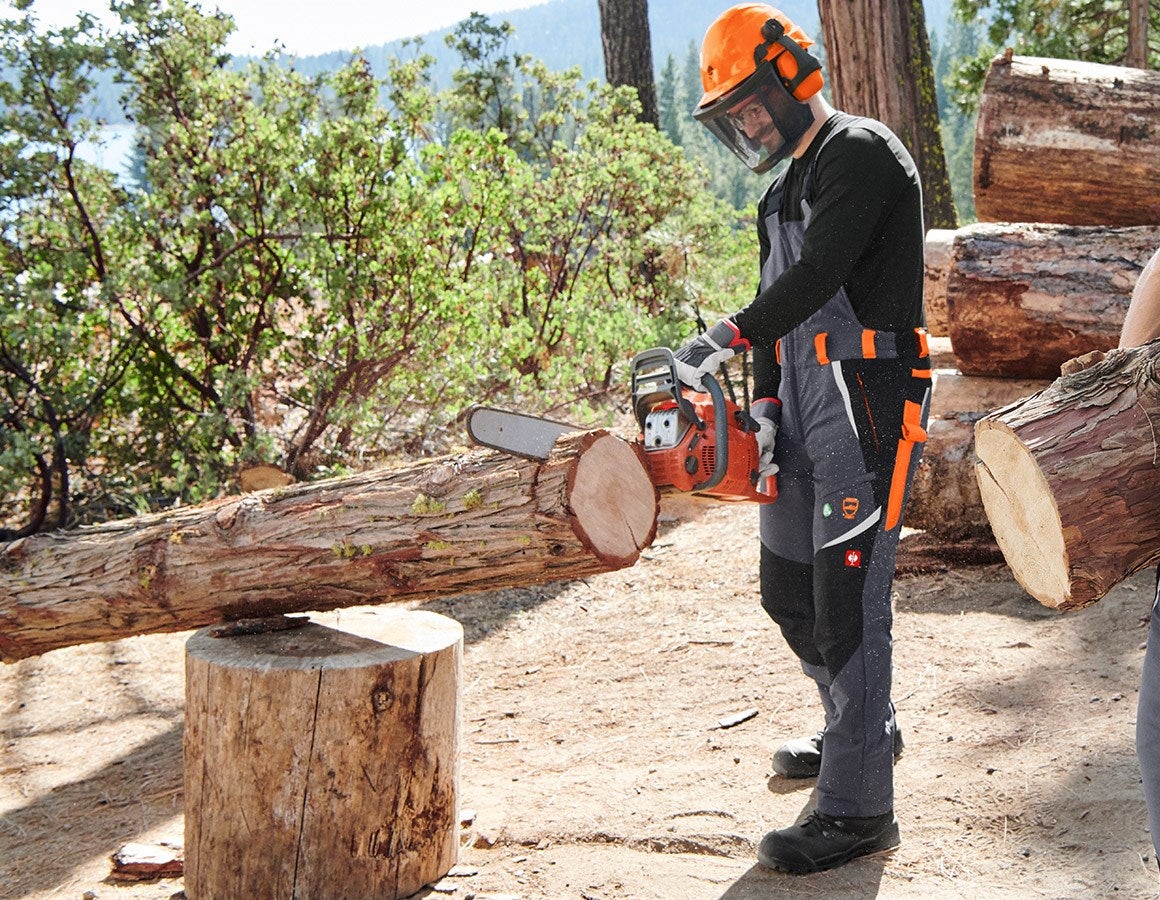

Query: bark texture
<box><xmin>818</xmin><ymin>0</ymin><xmax>957</xmax><ymax>229</ymax></box>
<box><xmin>184</xmin><ymin>609</ymin><xmax>461</xmax><ymax>900</ymax></box>
<box><xmin>598</xmin><ymin>0</ymin><xmax>658</xmax><ymax>126</ymax></box>
<box><xmin>944</xmin><ymin>222</ymin><xmax>1160</xmax><ymax>378</ymax></box>
<box><xmin>974</xmin><ymin>341</ymin><xmax>1160</xmax><ymax>610</ymax></box>
<box><xmin>0</xmin><ymin>431</ymin><xmax>658</xmax><ymax>662</ymax></box>
<box><xmin>907</xmin><ymin>370</ymin><xmax>1050</xmax><ymax>539</ymax></box>
<box><xmin>974</xmin><ymin>55</ymin><xmax>1160</xmax><ymax>226</ymax></box>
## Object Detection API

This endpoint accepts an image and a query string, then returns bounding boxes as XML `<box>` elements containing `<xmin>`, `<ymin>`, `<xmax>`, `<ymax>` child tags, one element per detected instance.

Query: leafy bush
<box><xmin>0</xmin><ymin>1</ymin><xmax>753</xmax><ymax>534</ymax></box>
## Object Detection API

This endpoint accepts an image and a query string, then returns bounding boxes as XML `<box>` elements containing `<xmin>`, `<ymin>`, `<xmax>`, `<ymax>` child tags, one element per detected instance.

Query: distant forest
<box><xmin>77</xmin><ymin>0</ymin><xmax>981</xmax><ymax>219</ymax></box>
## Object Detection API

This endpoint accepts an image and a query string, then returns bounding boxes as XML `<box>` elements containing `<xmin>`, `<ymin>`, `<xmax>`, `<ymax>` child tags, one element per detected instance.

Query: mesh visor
<box><xmin>693</xmin><ymin>61</ymin><xmax>814</xmax><ymax>173</ymax></box>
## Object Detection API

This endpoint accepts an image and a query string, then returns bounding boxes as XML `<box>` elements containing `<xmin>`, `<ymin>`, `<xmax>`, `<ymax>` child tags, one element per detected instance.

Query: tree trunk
<box><xmin>597</xmin><ymin>0</ymin><xmax>659</xmax><ymax>126</ymax></box>
<box><xmin>944</xmin><ymin>222</ymin><xmax>1160</xmax><ymax>378</ymax></box>
<box><xmin>974</xmin><ymin>54</ymin><xmax>1160</xmax><ymax>226</ymax></box>
<box><xmin>1127</xmin><ymin>0</ymin><xmax>1150</xmax><ymax>69</ymax></box>
<box><xmin>0</xmin><ymin>430</ymin><xmax>658</xmax><ymax>662</ymax></box>
<box><xmin>906</xmin><ymin>370</ymin><xmax>1051</xmax><ymax>539</ymax></box>
<box><xmin>184</xmin><ymin>608</ymin><xmax>462</xmax><ymax>900</ymax></box>
<box><xmin>974</xmin><ymin>341</ymin><xmax>1160</xmax><ymax>610</ymax></box>
<box><xmin>818</xmin><ymin>0</ymin><xmax>958</xmax><ymax>229</ymax></box>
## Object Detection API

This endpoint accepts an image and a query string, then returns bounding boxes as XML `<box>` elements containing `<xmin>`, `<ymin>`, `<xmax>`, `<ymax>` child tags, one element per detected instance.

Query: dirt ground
<box><xmin>3</xmin><ymin>498</ymin><xmax>1159</xmax><ymax>899</ymax></box>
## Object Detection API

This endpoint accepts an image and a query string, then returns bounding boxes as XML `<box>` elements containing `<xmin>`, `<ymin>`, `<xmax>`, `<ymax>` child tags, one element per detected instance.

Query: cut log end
<box><xmin>566</xmin><ymin>433</ymin><xmax>658</xmax><ymax>567</ymax></box>
<box><xmin>974</xmin><ymin>423</ymin><xmax>1071</xmax><ymax>608</ymax></box>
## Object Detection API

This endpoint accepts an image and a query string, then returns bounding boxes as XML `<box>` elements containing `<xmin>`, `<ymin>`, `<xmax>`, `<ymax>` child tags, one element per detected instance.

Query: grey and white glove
<box><xmin>673</xmin><ymin>317</ymin><xmax>750</xmax><ymax>391</ymax></box>
<box><xmin>751</xmin><ymin>397</ymin><xmax>781</xmax><ymax>478</ymax></box>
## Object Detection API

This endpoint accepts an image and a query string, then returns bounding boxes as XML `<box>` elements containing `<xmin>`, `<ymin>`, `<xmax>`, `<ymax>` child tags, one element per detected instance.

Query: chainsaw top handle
<box><xmin>629</xmin><ymin>347</ymin><xmax>730</xmax><ymax>492</ymax></box>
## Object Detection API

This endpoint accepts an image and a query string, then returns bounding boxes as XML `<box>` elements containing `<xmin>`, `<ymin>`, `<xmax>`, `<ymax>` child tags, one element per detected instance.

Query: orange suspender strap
<box><xmin>884</xmin><ymin>399</ymin><xmax>928</xmax><ymax>531</ymax></box>
<box><xmin>775</xmin><ymin>339</ymin><xmax>782</xmax><ymax>365</ymax></box>
<box><xmin>862</xmin><ymin>329</ymin><xmax>877</xmax><ymax>359</ymax></box>
<box><xmin>814</xmin><ymin>332</ymin><xmax>829</xmax><ymax>365</ymax></box>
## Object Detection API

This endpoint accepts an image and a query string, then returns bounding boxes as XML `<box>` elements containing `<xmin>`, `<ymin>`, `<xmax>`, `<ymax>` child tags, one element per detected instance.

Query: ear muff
<box><xmin>755</xmin><ymin>18</ymin><xmax>823</xmax><ymax>102</ymax></box>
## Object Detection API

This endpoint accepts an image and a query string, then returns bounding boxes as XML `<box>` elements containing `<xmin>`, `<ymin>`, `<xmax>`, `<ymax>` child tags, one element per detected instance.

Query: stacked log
<box><xmin>952</xmin><ymin>54</ymin><xmax>1160</xmax><ymax>606</ymax></box>
<box><xmin>975</xmin><ymin>342</ymin><xmax>1160</xmax><ymax>609</ymax></box>
<box><xmin>973</xmin><ymin>55</ymin><xmax>1160</xmax><ymax>227</ymax></box>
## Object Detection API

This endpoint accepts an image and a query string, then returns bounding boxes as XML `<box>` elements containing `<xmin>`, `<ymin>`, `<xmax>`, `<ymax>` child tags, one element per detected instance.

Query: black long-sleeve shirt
<box><xmin>733</xmin><ymin>113</ymin><xmax>925</xmax><ymax>398</ymax></box>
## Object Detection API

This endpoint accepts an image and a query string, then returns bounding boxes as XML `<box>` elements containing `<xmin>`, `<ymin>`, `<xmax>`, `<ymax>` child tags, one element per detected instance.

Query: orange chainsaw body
<box><xmin>632</xmin><ymin>349</ymin><xmax>777</xmax><ymax>504</ymax></box>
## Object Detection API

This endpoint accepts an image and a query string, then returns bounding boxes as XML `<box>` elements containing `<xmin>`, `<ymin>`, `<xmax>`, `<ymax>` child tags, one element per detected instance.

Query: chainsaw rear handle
<box><xmin>630</xmin><ymin>347</ymin><xmax>730</xmax><ymax>492</ymax></box>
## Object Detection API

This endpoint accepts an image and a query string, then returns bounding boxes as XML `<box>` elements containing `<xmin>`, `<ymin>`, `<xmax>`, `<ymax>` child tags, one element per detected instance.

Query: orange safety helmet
<box><xmin>698</xmin><ymin>4</ymin><xmax>824</xmax><ymax>107</ymax></box>
<box><xmin>693</xmin><ymin>4</ymin><xmax>825</xmax><ymax>172</ymax></box>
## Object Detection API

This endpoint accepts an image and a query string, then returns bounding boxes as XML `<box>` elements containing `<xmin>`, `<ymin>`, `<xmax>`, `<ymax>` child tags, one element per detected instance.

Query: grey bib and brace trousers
<box><xmin>757</xmin><ymin>118</ymin><xmax>931</xmax><ymax>819</ymax></box>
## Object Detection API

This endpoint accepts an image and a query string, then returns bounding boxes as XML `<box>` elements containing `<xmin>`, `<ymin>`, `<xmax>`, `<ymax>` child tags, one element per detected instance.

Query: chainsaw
<box><xmin>466</xmin><ymin>347</ymin><xmax>777</xmax><ymax>503</ymax></box>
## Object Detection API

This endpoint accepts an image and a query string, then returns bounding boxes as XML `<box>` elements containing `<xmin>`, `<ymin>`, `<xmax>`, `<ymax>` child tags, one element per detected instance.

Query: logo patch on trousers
<box><xmin>845</xmin><ymin>549</ymin><xmax>862</xmax><ymax>568</ymax></box>
<box><xmin>842</xmin><ymin>497</ymin><xmax>860</xmax><ymax>519</ymax></box>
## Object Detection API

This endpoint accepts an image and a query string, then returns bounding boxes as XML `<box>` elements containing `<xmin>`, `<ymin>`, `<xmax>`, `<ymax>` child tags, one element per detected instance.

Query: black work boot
<box><xmin>757</xmin><ymin>809</ymin><xmax>900</xmax><ymax>873</ymax></box>
<box><xmin>772</xmin><ymin>725</ymin><xmax>904</xmax><ymax>778</ymax></box>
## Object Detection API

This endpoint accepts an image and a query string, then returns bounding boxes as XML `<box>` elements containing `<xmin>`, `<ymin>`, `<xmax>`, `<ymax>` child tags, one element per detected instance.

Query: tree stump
<box><xmin>974</xmin><ymin>54</ymin><xmax>1160</xmax><ymax>227</ymax></box>
<box><xmin>974</xmin><ymin>340</ymin><xmax>1160</xmax><ymax>609</ymax></box>
<box><xmin>0</xmin><ymin>430</ymin><xmax>657</xmax><ymax>661</ymax></box>
<box><xmin>184</xmin><ymin>608</ymin><xmax>462</xmax><ymax>900</ymax></box>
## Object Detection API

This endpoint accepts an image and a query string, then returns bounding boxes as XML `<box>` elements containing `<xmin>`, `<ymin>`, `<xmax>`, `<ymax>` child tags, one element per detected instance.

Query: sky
<box><xmin>9</xmin><ymin>0</ymin><xmax>553</xmax><ymax>56</ymax></box>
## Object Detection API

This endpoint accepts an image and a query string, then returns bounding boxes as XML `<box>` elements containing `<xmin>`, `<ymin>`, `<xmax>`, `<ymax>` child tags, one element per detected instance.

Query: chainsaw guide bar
<box><xmin>465</xmin><ymin>406</ymin><xmax>578</xmax><ymax>461</ymax></box>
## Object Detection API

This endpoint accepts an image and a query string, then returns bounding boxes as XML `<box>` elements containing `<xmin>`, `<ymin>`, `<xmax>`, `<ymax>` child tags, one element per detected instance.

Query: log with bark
<box><xmin>906</xmin><ymin>369</ymin><xmax>1050</xmax><ymax>539</ymax></box>
<box><xmin>974</xmin><ymin>340</ymin><xmax>1160</xmax><ymax>610</ymax></box>
<box><xmin>974</xmin><ymin>54</ymin><xmax>1160</xmax><ymax>227</ymax></box>
<box><xmin>0</xmin><ymin>430</ymin><xmax>658</xmax><ymax>662</ymax></box>
<box><xmin>945</xmin><ymin>222</ymin><xmax>1160</xmax><ymax>378</ymax></box>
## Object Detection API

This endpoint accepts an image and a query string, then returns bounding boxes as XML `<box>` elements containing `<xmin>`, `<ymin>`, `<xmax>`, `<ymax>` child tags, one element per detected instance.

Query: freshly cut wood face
<box><xmin>974</xmin><ymin>341</ymin><xmax>1160</xmax><ymax>609</ymax></box>
<box><xmin>568</xmin><ymin>434</ymin><xmax>657</xmax><ymax>566</ymax></box>
<box><xmin>975</xmin><ymin>424</ymin><xmax>1070</xmax><ymax>606</ymax></box>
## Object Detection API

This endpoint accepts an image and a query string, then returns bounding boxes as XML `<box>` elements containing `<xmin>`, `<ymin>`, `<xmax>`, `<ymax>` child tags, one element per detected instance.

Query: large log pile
<box><xmin>0</xmin><ymin>430</ymin><xmax>658</xmax><ymax>662</ymax></box>
<box><xmin>908</xmin><ymin>54</ymin><xmax>1158</xmax><ymax>556</ymax></box>
<box><xmin>952</xmin><ymin>53</ymin><xmax>1160</xmax><ymax>606</ymax></box>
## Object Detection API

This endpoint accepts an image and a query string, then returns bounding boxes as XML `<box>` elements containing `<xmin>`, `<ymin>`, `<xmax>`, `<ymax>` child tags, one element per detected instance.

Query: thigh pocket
<box><xmin>814</xmin><ymin>477</ymin><xmax>880</xmax><ymax>553</ymax></box>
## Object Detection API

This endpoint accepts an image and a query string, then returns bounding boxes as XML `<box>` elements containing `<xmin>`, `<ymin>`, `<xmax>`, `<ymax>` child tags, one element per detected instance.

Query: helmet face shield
<box><xmin>693</xmin><ymin>60</ymin><xmax>815</xmax><ymax>173</ymax></box>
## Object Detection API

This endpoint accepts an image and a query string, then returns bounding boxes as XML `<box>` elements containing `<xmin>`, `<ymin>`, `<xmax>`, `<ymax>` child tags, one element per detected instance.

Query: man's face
<box><xmin>726</xmin><ymin>93</ymin><xmax>784</xmax><ymax>155</ymax></box>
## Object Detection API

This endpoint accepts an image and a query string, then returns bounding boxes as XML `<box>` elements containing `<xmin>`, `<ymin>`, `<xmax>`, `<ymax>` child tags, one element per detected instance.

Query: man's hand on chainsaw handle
<box><xmin>751</xmin><ymin>397</ymin><xmax>781</xmax><ymax>478</ymax></box>
<box><xmin>673</xmin><ymin>317</ymin><xmax>750</xmax><ymax>391</ymax></box>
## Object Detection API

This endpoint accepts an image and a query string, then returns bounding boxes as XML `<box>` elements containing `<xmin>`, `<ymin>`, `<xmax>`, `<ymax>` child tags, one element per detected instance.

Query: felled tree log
<box><xmin>974</xmin><ymin>54</ymin><xmax>1160</xmax><ymax>227</ymax></box>
<box><xmin>0</xmin><ymin>430</ymin><xmax>658</xmax><ymax>662</ymax></box>
<box><xmin>974</xmin><ymin>340</ymin><xmax>1160</xmax><ymax>610</ymax></box>
<box><xmin>906</xmin><ymin>370</ymin><xmax>1050</xmax><ymax>539</ymax></box>
<box><xmin>184</xmin><ymin>609</ymin><xmax>462</xmax><ymax>900</ymax></box>
<box><xmin>945</xmin><ymin>222</ymin><xmax>1160</xmax><ymax>378</ymax></box>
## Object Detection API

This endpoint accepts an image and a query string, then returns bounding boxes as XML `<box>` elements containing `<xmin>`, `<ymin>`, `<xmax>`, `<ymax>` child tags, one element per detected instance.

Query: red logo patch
<box><xmin>845</xmin><ymin>549</ymin><xmax>862</xmax><ymax>568</ymax></box>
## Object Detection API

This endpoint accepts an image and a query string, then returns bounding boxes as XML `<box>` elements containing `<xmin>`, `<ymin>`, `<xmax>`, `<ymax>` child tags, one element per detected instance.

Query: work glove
<box><xmin>673</xmin><ymin>317</ymin><xmax>750</xmax><ymax>391</ymax></box>
<box><xmin>751</xmin><ymin>397</ymin><xmax>781</xmax><ymax>479</ymax></box>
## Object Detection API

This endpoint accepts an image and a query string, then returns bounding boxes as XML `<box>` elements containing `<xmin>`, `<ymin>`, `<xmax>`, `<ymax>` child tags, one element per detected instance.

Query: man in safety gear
<box><xmin>674</xmin><ymin>2</ymin><xmax>930</xmax><ymax>874</ymax></box>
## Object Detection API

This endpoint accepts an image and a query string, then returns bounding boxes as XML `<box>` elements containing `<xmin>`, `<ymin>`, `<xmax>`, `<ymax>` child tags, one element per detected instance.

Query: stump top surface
<box><xmin>186</xmin><ymin>608</ymin><xmax>462</xmax><ymax>670</ymax></box>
